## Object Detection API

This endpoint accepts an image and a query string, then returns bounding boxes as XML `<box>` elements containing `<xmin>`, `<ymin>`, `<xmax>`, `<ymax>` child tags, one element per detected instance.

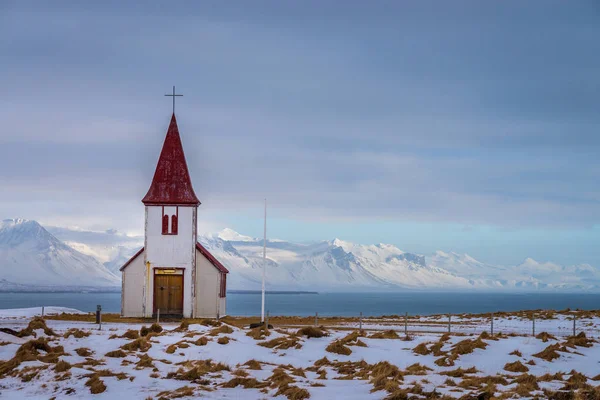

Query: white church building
<box><xmin>120</xmin><ymin>113</ymin><xmax>228</xmax><ymax>319</ymax></box>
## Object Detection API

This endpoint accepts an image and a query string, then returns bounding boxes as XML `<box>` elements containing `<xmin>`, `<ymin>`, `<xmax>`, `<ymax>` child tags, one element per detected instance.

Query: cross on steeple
<box><xmin>164</xmin><ymin>86</ymin><xmax>183</xmax><ymax>113</ymax></box>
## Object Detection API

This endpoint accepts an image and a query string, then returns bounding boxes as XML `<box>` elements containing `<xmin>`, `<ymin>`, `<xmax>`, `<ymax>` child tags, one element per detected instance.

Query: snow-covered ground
<box><xmin>0</xmin><ymin>308</ymin><xmax>598</xmax><ymax>399</ymax></box>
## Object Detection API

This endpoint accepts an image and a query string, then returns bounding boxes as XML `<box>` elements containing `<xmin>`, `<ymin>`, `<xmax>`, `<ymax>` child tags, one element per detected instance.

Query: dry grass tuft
<box><xmin>167</xmin><ymin>359</ymin><xmax>229</xmax><ymax>383</ymax></box>
<box><xmin>509</xmin><ymin>349</ymin><xmax>522</xmax><ymax>357</ymax></box>
<box><xmin>54</xmin><ymin>360</ymin><xmax>71</xmax><ymax>373</ymax></box>
<box><xmin>536</xmin><ymin>332</ymin><xmax>556</xmax><ymax>342</ymax></box>
<box><xmin>222</xmin><ymin>377</ymin><xmax>268</xmax><ymax>389</ymax></box>
<box><xmin>63</xmin><ymin>328</ymin><xmax>90</xmax><ymax>339</ymax></box>
<box><xmin>121</xmin><ymin>337</ymin><xmax>152</xmax><ymax>352</ymax></box>
<box><xmin>75</xmin><ymin>347</ymin><xmax>93</xmax><ymax>357</ymax></box>
<box><xmin>217</xmin><ymin>336</ymin><xmax>230</xmax><ymax>345</ymax></box>
<box><xmin>105</xmin><ymin>349</ymin><xmax>127</xmax><ymax>358</ymax></box>
<box><xmin>275</xmin><ymin>385</ymin><xmax>311</xmax><ymax>400</ymax></box>
<box><xmin>326</xmin><ymin>340</ymin><xmax>352</xmax><ymax>355</ymax></box>
<box><xmin>259</xmin><ymin>336</ymin><xmax>301</xmax><ymax>350</ymax></box>
<box><xmin>369</xmin><ymin>361</ymin><xmax>404</xmax><ymax>393</ymax></box>
<box><xmin>121</xmin><ymin>329</ymin><xmax>140</xmax><ymax>340</ymax></box>
<box><xmin>297</xmin><ymin>326</ymin><xmax>328</xmax><ymax>338</ymax></box>
<box><xmin>175</xmin><ymin>320</ymin><xmax>190</xmax><ymax>331</ymax></box>
<box><xmin>246</xmin><ymin>326</ymin><xmax>271</xmax><ymax>340</ymax></box>
<box><xmin>17</xmin><ymin>317</ymin><xmax>56</xmax><ymax>337</ymax></box>
<box><xmin>85</xmin><ymin>375</ymin><xmax>107</xmax><ymax>394</ymax></box>
<box><xmin>565</xmin><ymin>332</ymin><xmax>594</xmax><ymax>348</ymax></box>
<box><xmin>136</xmin><ymin>354</ymin><xmax>155</xmax><ymax>369</ymax></box>
<box><xmin>209</xmin><ymin>325</ymin><xmax>234</xmax><ymax>336</ymax></box>
<box><xmin>0</xmin><ymin>338</ymin><xmax>66</xmax><ymax>377</ymax></box>
<box><xmin>157</xmin><ymin>386</ymin><xmax>196</xmax><ymax>399</ymax></box>
<box><xmin>440</xmin><ymin>367</ymin><xmax>478</xmax><ymax>378</ymax></box>
<box><xmin>413</xmin><ymin>342</ymin><xmax>430</xmax><ymax>355</ymax></box>
<box><xmin>193</xmin><ymin>336</ymin><xmax>209</xmax><ymax>346</ymax></box>
<box><xmin>563</xmin><ymin>370</ymin><xmax>589</xmax><ymax>391</ymax></box>
<box><xmin>404</xmin><ymin>363</ymin><xmax>432</xmax><ymax>375</ymax></box>
<box><xmin>369</xmin><ymin>330</ymin><xmax>400</xmax><ymax>339</ymax></box>
<box><xmin>244</xmin><ymin>359</ymin><xmax>262</xmax><ymax>370</ymax></box>
<box><xmin>533</xmin><ymin>343</ymin><xmax>563</xmax><ymax>361</ymax></box>
<box><xmin>504</xmin><ymin>360</ymin><xmax>529</xmax><ymax>373</ymax></box>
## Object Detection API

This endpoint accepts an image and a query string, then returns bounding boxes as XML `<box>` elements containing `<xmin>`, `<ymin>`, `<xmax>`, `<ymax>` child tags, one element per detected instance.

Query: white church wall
<box><xmin>122</xmin><ymin>251</ymin><xmax>146</xmax><ymax>317</ymax></box>
<box><xmin>194</xmin><ymin>249</ymin><xmax>221</xmax><ymax>318</ymax></box>
<box><xmin>145</xmin><ymin>205</ymin><xmax>197</xmax><ymax>318</ymax></box>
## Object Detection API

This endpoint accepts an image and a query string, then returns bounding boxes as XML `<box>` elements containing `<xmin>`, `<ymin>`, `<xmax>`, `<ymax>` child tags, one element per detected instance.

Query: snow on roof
<box><xmin>142</xmin><ymin>113</ymin><xmax>200</xmax><ymax>206</ymax></box>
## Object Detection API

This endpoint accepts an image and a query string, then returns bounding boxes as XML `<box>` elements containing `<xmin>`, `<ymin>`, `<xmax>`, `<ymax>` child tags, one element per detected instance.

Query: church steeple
<box><xmin>142</xmin><ymin>114</ymin><xmax>200</xmax><ymax>206</ymax></box>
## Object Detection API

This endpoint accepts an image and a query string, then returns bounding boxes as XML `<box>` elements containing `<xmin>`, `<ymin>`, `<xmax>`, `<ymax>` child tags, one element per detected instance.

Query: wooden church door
<box><xmin>154</xmin><ymin>272</ymin><xmax>184</xmax><ymax>315</ymax></box>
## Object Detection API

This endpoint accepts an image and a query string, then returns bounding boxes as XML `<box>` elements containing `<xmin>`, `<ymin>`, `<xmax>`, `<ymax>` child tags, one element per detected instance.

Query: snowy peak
<box><xmin>217</xmin><ymin>228</ymin><xmax>256</xmax><ymax>242</ymax></box>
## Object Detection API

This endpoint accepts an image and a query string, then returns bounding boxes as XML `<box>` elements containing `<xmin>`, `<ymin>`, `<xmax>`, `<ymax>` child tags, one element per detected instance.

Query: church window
<box><xmin>171</xmin><ymin>214</ymin><xmax>178</xmax><ymax>235</ymax></box>
<box><xmin>219</xmin><ymin>273</ymin><xmax>227</xmax><ymax>298</ymax></box>
<box><xmin>162</xmin><ymin>214</ymin><xmax>169</xmax><ymax>235</ymax></box>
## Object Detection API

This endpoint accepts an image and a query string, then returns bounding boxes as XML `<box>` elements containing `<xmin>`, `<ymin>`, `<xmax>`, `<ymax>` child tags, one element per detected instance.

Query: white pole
<box><xmin>261</xmin><ymin>199</ymin><xmax>267</xmax><ymax>323</ymax></box>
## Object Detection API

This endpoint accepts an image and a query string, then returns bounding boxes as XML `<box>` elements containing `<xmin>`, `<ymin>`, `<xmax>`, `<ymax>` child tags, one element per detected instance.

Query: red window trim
<box><xmin>161</xmin><ymin>206</ymin><xmax>179</xmax><ymax>236</ymax></box>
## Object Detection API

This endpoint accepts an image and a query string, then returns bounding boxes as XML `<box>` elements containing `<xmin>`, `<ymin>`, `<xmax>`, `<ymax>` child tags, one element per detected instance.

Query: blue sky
<box><xmin>1</xmin><ymin>1</ymin><xmax>599</xmax><ymax>267</ymax></box>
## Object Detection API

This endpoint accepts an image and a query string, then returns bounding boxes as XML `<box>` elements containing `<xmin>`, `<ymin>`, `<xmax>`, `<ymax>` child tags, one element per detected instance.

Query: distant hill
<box><xmin>1</xmin><ymin>219</ymin><xmax>599</xmax><ymax>292</ymax></box>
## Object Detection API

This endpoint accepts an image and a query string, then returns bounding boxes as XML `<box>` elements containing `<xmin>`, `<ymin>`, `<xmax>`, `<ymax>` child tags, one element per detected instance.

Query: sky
<box><xmin>1</xmin><ymin>1</ymin><xmax>599</xmax><ymax>267</ymax></box>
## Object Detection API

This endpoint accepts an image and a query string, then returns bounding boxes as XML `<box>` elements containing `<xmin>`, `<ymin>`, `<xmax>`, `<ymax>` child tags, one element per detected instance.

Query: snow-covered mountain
<box><xmin>0</xmin><ymin>219</ymin><xmax>120</xmax><ymax>288</ymax></box>
<box><xmin>1</xmin><ymin>220</ymin><xmax>599</xmax><ymax>291</ymax></box>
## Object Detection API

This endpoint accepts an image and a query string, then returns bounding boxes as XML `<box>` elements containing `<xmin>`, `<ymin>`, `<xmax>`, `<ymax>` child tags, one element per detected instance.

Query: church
<box><xmin>120</xmin><ymin>112</ymin><xmax>228</xmax><ymax>319</ymax></box>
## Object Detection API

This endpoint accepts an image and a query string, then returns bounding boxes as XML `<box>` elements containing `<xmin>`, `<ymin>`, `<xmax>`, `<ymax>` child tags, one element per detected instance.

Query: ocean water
<box><xmin>0</xmin><ymin>291</ymin><xmax>598</xmax><ymax>317</ymax></box>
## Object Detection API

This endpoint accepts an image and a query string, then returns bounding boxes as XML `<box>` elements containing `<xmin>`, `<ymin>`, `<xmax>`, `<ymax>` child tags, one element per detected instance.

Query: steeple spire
<box><xmin>142</xmin><ymin>114</ymin><xmax>200</xmax><ymax>206</ymax></box>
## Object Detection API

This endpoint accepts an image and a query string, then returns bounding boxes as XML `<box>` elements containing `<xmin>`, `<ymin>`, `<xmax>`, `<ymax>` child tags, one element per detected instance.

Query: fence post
<box><xmin>157</xmin><ymin>309</ymin><xmax>160</xmax><ymax>324</ymax></box>
<box><xmin>491</xmin><ymin>313</ymin><xmax>494</xmax><ymax>336</ymax></box>
<box><xmin>97</xmin><ymin>305</ymin><xmax>102</xmax><ymax>331</ymax></box>
<box><xmin>532</xmin><ymin>313</ymin><xmax>535</xmax><ymax>337</ymax></box>
<box><xmin>573</xmin><ymin>314</ymin><xmax>576</xmax><ymax>337</ymax></box>
<box><xmin>359</xmin><ymin>312</ymin><xmax>363</xmax><ymax>331</ymax></box>
<box><xmin>315</xmin><ymin>312</ymin><xmax>318</xmax><ymax>327</ymax></box>
<box><xmin>448</xmin><ymin>314</ymin><xmax>451</xmax><ymax>333</ymax></box>
<box><xmin>404</xmin><ymin>312</ymin><xmax>408</xmax><ymax>336</ymax></box>
<box><xmin>41</xmin><ymin>306</ymin><xmax>45</xmax><ymax>318</ymax></box>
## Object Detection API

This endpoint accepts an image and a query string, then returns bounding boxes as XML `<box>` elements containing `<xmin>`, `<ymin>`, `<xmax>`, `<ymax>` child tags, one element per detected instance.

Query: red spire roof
<box><xmin>142</xmin><ymin>114</ymin><xmax>200</xmax><ymax>206</ymax></box>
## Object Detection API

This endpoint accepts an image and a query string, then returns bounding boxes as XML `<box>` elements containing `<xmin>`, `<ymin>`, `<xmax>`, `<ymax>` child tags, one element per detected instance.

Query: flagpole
<box><xmin>261</xmin><ymin>199</ymin><xmax>267</xmax><ymax>323</ymax></box>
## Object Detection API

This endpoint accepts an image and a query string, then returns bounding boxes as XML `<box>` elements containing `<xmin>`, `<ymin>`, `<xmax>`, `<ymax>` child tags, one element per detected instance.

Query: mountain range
<box><xmin>1</xmin><ymin>219</ymin><xmax>599</xmax><ymax>292</ymax></box>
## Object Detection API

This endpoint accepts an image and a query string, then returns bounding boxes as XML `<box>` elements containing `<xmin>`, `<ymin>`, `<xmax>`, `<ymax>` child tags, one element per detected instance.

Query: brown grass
<box><xmin>246</xmin><ymin>326</ymin><xmax>270</xmax><ymax>340</ymax></box>
<box><xmin>440</xmin><ymin>367</ymin><xmax>478</xmax><ymax>378</ymax></box>
<box><xmin>217</xmin><ymin>336</ymin><xmax>230</xmax><ymax>345</ymax></box>
<box><xmin>565</xmin><ymin>332</ymin><xmax>594</xmax><ymax>348</ymax></box>
<box><xmin>504</xmin><ymin>360</ymin><xmax>529</xmax><ymax>373</ymax></box>
<box><xmin>54</xmin><ymin>360</ymin><xmax>71</xmax><ymax>373</ymax></box>
<box><xmin>413</xmin><ymin>342</ymin><xmax>430</xmax><ymax>355</ymax></box>
<box><xmin>297</xmin><ymin>326</ymin><xmax>328</xmax><ymax>338</ymax></box>
<box><xmin>121</xmin><ymin>329</ymin><xmax>140</xmax><ymax>340</ymax></box>
<box><xmin>62</xmin><ymin>328</ymin><xmax>90</xmax><ymax>339</ymax></box>
<box><xmin>369</xmin><ymin>361</ymin><xmax>404</xmax><ymax>393</ymax></box>
<box><xmin>105</xmin><ymin>349</ymin><xmax>127</xmax><ymax>358</ymax></box>
<box><xmin>533</xmin><ymin>343</ymin><xmax>563</xmax><ymax>361</ymax></box>
<box><xmin>275</xmin><ymin>385</ymin><xmax>311</xmax><ymax>400</ymax></box>
<box><xmin>0</xmin><ymin>338</ymin><xmax>66</xmax><ymax>377</ymax></box>
<box><xmin>167</xmin><ymin>359</ymin><xmax>230</xmax><ymax>383</ymax></box>
<box><xmin>325</xmin><ymin>340</ymin><xmax>352</xmax><ymax>355</ymax></box>
<box><xmin>209</xmin><ymin>325</ymin><xmax>234</xmax><ymax>336</ymax></box>
<box><xmin>121</xmin><ymin>337</ymin><xmax>152</xmax><ymax>352</ymax></box>
<box><xmin>509</xmin><ymin>349</ymin><xmax>522</xmax><ymax>357</ymax></box>
<box><xmin>563</xmin><ymin>370</ymin><xmax>589</xmax><ymax>391</ymax></box>
<box><xmin>75</xmin><ymin>347</ymin><xmax>93</xmax><ymax>357</ymax></box>
<box><xmin>85</xmin><ymin>375</ymin><xmax>106</xmax><ymax>394</ymax></box>
<box><xmin>244</xmin><ymin>359</ymin><xmax>262</xmax><ymax>370</ymax></box>
<box><xmin>17</xmin><ymin>317</ymin><xmax>56</xmax><ymax>337</ymax></box>
<box><xmin>157</xmin><ymin>386</ymin><xmax>196</xmax><ymax>399</ymax></box>
<box><xmin>259</xmin><ymin>336</ymin><xmax>301</xmax><ymax>350</ymax></box>
<box><xmin>222</xmin><ymin>377</ymin><xmax>268</xmax><ymax>389</ymax></box>
<box><xmin>536</xmin><ymin>332</ymin><xmax>556</xmax><ymax>342</ymax></box>
<box><xmin>369</xmin><ymin>330</ymin><xmax>400</xmax><ymax>339</ymax></box>
<box><xmin>193</xmin><ymin>336</ymin><xmax>209</xmax><ymax>346</ymax></box>
<box><xmin>136</xmin><ymin>354</ymin><xmax>155</xmax><ymax>369</ymax></box>
<box><xmin>404</xmin><ymin>363</ymin><xmax>432</xmax><ymax>375</ymax></box>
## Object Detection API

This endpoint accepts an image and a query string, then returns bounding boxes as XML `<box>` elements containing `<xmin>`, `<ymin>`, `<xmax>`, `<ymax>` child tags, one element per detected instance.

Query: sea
<box><xmin>0</xmin><ymin>291</ymin><xmax>598</xmax><ymax>317</ymax></box>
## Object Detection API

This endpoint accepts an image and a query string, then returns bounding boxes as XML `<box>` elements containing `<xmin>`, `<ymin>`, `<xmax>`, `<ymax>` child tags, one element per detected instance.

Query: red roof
<box><xmin>142</xmin><ymin>114</ymin><xmax>200</xmax><ymax>206</ymax></box>
<box><xmin>196</xmin><ymin>242</ymin><xmax>230</xmax><ymax>273</ymax></box>
<box><xmin>119</xmin><ymin>244</ymin><xmax>229</xmax><ymax>274</ymax></box>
